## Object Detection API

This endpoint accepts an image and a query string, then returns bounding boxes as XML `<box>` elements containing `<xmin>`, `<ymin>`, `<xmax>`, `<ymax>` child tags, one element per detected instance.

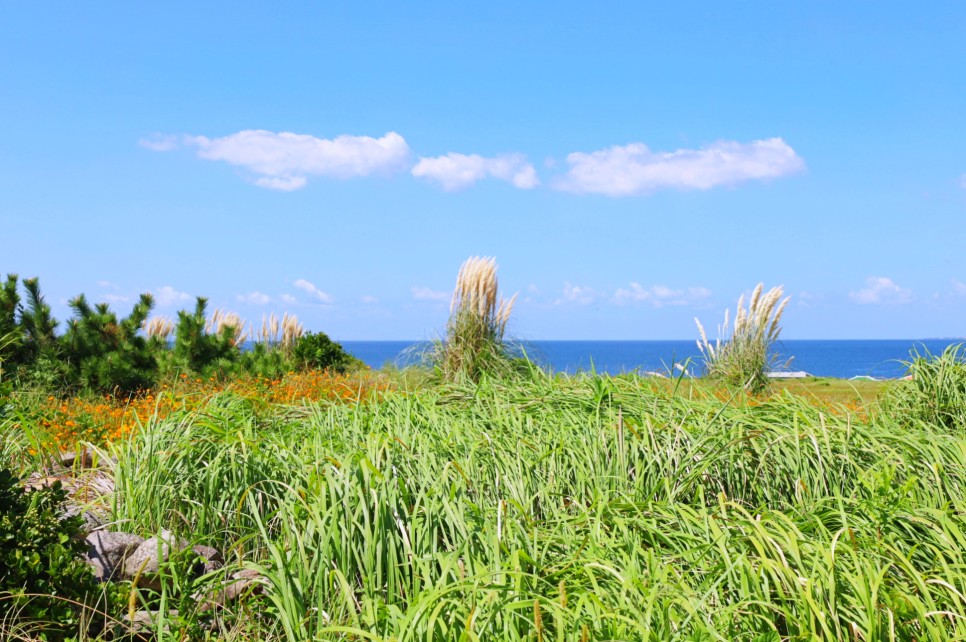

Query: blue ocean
<box><xmin>339</xmin><ymin>339</ymin><xmax>966</xmax><ymax>380</ymax></box>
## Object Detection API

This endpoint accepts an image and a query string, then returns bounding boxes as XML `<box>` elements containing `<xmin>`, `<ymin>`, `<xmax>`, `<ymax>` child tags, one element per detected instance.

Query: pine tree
<box><xmin>0</xmin><ymin>274</ymin><xmax>23</xmax><ymax>367</ymax></box>
<box><xmin>62</xmin><ymin>293</ymin><xmax>157</xmax><ymax>394</ymax></box>
<box><xmin>171</xmin><ymin>297</ymin><xmax>239</xmax><ymax>375</ymax></box>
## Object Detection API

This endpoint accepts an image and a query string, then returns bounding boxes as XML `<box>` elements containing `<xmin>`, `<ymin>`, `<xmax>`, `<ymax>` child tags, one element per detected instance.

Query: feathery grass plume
<box><xmin>435</xmin><ymin>256</ymin><xmax>518</xmax><ymax>382</ymax></box>
<box><xmin>143</xmin><ymin>315</ymin><xmax>174</xmax><ymax>342</ymax></box>
<box><xmin>206</xmin><ymin>309</ymin><xmax>247</xmax><ymax>347</ymax></box>
<box><xmin>695</xmin><ymin>283</ymin><xmax>790</xmax><ymax>392</ymax></box>
<box><xmin>258</xmin><ymin>313</ymin><xmax>280</xmax><ymax>345</ymax></box>
<box><xmin>255</xmin><ymin>312</ymin><xmax>304</xmax><ymax>351</ymax></box>
<box><xmin>280</xmin><ymin>312</ymin><xmax>304</xmax><ymax>349</ymax></box>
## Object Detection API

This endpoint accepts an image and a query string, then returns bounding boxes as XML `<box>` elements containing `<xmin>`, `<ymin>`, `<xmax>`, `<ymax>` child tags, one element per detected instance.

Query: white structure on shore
<box><xmin>766</xmin><ymin>371</ymin><xmax>812</xmax><ymax>379</ymax></box>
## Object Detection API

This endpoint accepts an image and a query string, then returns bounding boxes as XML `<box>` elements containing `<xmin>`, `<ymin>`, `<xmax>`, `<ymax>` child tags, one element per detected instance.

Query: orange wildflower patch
<box><xmin>218</xmin><ymin>370</ymin><xmax>391</xmax><ymax>405</ymax></box>
<box><xmin>32</xmin><ymin>369</ymin><xmax>392</xmax><ymax>451</ymax></box>
<box><xmin>36</xmin><ymin>390</ymin><xmax>186</xmax><ymax>450</ymax></box>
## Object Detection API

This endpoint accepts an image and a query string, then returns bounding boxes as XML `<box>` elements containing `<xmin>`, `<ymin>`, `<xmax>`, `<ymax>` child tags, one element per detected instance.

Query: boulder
<box><xmin>117</xmin><ymin>609</ymin><xmax>179</xmax><ymax>640</ymax></box>
<box><xmin>192</xmin><ymin>545</ymin><xmax>224</xmax><ymax>574</ymax></box>
<box><xmin>63</xmin><ymin>502</ymin><xmax>108</xmax><ymax>535</ymax></box>
<box><xmin>121</xmin><ymin>530</ymin><xmax>190</xmax><ymax>590</ymax></box>
<box><xmin>195</xmin><ymin>568</ymin><xmax>264</xmax><ymax>611</ymax></box>
<box><xmin>85</xmin><ymin>531</ymin><xmax>144</xmax><ymax>582</ymax></box>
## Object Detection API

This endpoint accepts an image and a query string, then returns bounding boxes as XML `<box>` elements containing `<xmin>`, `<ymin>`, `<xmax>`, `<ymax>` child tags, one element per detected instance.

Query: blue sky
<box><xmin>2</xmin><ymin>2</ymin><xmax>965</xmax><ymax>340</ymax></box>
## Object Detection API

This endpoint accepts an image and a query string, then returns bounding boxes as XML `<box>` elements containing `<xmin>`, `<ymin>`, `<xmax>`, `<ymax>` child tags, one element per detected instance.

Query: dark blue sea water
<box><xmin>339</xmin><ymin>340</ymin><xmax>966</xmax><ymax>379</ymax></box>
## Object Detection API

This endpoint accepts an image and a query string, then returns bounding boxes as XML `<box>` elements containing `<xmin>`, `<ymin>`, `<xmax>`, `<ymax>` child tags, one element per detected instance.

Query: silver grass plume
<box><xmin>144</xmin><ymin>316</ymin><xmax>174</xmax><ymax>341</ymax></box>
<box><xmin>207</xmin><ymin>309</ymin><xmax>247</xmax><ymax>347</ymax></box>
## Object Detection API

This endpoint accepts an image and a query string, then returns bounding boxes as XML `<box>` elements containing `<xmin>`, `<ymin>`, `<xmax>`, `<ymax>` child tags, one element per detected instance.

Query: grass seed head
<box><xmin>144</xmin><ymin>316</ymin><xmax>174</xmax><ymax>341</ymax></box>
<box><xmin>695</xmin><ymin>283</ymin><xmax>789</xmax><ymax>392</ymax></box>
<box><xmin>438</xmin><ymin>256</ymin><xmax>517</xmax><ymax>382</ymax></box>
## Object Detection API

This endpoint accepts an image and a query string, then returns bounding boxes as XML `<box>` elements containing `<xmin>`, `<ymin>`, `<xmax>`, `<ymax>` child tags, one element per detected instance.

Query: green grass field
<box><xmin>3</xmin><ymin>364</ymin><xmax>966</xmax><ymax>641</ymax></box>
<box><xmin>648</xmin><ymin>376</ymin><xmax>890</xmax><ymax>408</ymax></box>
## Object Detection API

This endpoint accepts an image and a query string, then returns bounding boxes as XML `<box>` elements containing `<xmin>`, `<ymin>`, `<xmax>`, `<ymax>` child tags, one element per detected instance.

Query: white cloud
<box><xmin>236</xmin><ymin>291</ymin><xmax>272</xmax><ymax>306</ymax></box>
<box><xmin>293</xmin><ymin>279</ymin><xmax>333</xmax><ymax>303</ymax></box>
<box><xmin>796</xmin><ymin>291</ymin><xmax>823</xmax><ymax>308</ymax></box>
<box><xmin>253</xmin><ymin>176</ymin><xmax>307</xmax><ymax>191</ymax></box>
<box><xmin>279</xmin><ymin>293</ymin><xmax>298</xmax><ymax>305</ymax></box>
<box><xmin>613</xmin><ymin>283</ymin><xmax>711</xmax><ymax>307</ymax></box>
<box><xmin>360</xmin><ymin>295</ymin><xmax>378</xmax><ymax>304</ymax></box>
<box><xmin>147</xmin><ymin>130</ymin><xmax>411</xmax><ymax>191</ymax></box>
<box><xmin>556</xmin><ymin>282</ymin><xmax>597</xmax><ymax>306</ymax></box>
<box><xmin>97</xmin><ymin>280</ymin><xmax>120</xmax><ymax>290</ymax></box>
<box><xmin>100</xmin><ymin>293</ymin><xmax>130</xmax><ymax>304</ymax></box>
<box><xmin>154</xmin><ymin>285</ymin><xmax>191</xmax><ymax>307</ymax></box>
<box><xmin>138</xmin><ymin>134</ymin><xmax>179</xmax><ymax>152</ymax></box>
<box><xmin>411</xmin><ymin>286</ymin><xmax>449</xmax><ymax>301</ymax></box>
<box><xmin>554</xmin><ymin>137</ymin><xmax>805</xmax><ymax>196</ymax></box>
<box><xmin>412</xmin><ymin>152</ymin><xmax>539</xmax><ymax>191</ymax></box>
<box><xmin>849</xmin><ymin>277</ymin><xmax>914</xmax><ymax>305</ymax></box>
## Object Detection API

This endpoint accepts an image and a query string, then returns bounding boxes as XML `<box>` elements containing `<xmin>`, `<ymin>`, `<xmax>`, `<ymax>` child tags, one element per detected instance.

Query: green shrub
<box><xmin>62</xmin><ymin>293</ymin><xmax>157</xmax><ymax>394</ymax></box>
<box><xmin>0</xmin><ymin>355</ymin><xmax>11</xmax><ymax>422</ymax></box>
<box><xmin>291</xmin><ymin>331</ymin><xmax>356</xmax><ymax>373</ymax></box>
<box><xmin>1</xmin><ymin>272</ymin><xmax>359</xmax><ymax>391</ymax></box>
<box><xmin>695</xmin><ymin>283</ymin><xmax>790</xmax><ymax>393</ymax></box>
<box><xmin>235</xmin><ymin>342</ymin><xmax>292</xmax><ymax>379</ymax></box>
<box><xmin>0</xmin><ymin>468</ymin><xmax>102</xmax><ymax>640</ymax></box>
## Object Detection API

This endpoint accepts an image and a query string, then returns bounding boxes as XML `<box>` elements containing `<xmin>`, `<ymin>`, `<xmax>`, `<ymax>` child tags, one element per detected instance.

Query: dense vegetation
<box><xmin>1</xmin><ymin>357</ymin><xmax>965</xmax><ymax>639</ymax></box>
<box><xmin>0</xmin><ymin>274</ymin><xmax>357</xmax><ymax>396</ymax></box>
<box><xmin>3</xmin><ymin>265</ymin><xmax>966</xmax><ymax>640</ymax></box>
<box><xmin>0</xmin><ymin>469</ymin><xmax>105</xmax><ymax>641</ymax></box>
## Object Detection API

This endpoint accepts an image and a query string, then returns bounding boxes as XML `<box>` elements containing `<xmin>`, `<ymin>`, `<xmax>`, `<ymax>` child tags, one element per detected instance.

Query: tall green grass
<box><xmin>96</xmin><ymin>374</ymin><xmax>966</xmax><ymax>640</ymax></box>
<box><xmin>884</xmin><ymin>342</ymin><xmax>966</xmax><ymax>432</ymax></box>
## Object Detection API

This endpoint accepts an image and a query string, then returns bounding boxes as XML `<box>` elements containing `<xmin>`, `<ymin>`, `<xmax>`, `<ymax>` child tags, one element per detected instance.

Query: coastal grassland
<box><xmin>642</xmin><ymin>376</ymin><xmax>890</xmax><ymax>410</ymax></box>
<box><xmin>4</xmin><ymin>369</ymin><xmax>965</xmax><ymax>641</ymax></box>
<box><xmin>763</xmin><ymin>377</ymin><xmax>889</xmax><ymax>408</ymax></box>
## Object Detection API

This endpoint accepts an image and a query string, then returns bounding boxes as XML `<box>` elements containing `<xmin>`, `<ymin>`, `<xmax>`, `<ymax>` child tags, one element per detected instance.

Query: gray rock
<box><xmin>25</xmin><ymin>466</ymin><xmax>113</xmax><ymax>537</ymax></box>
<box><xmin>192</xmin><ymin>545</ymin><xmax>224</xmax><ymax>574</ymax></box>
<box><xmin>196</xmin><ymin>569</ymin><xmax>264</xmax><ymax>611</ymax></box>
<box><xmin>85</xmin><ymin>531</ymin><xmax>144</xmax><ymax>582</ymax></box>
<box><xmin>63</xmin><ymin>502</ymin><xmax>109</xmax><ymax>535</ymax></box>
<box><xmin>118</xmin><ymin>609</ymin><xmax>178</xmax><ymax>639</ymax></box>
<box><xmin>58</xmin><ymin>449</ymin><xmax>95</xmax><ymax>469</ymax></box>
<box><xmin>77</xmin><ymin>510</ymin><xmax>106</xmax><ymax>533</ymax></box>
<box><xmin>121</xmin><ymin>530</ymin><xmax>189</xmax><ymax>589</ymax></box>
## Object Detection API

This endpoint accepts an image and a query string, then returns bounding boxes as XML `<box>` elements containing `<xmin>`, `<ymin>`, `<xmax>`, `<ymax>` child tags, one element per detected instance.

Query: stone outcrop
<box><xmin>121</xmin><ymin>530</ymin><xmax>190</xmax><ymax>590</ymax></box>
<box><xmin>25</xmin><ymin>457</ymin><xmax>264</xmax><ymax>636</ymax></box>
<box><xmin>85</xmin><ymin>531</ymin><xmax>145</xmax><ymax>582</ymax></box>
